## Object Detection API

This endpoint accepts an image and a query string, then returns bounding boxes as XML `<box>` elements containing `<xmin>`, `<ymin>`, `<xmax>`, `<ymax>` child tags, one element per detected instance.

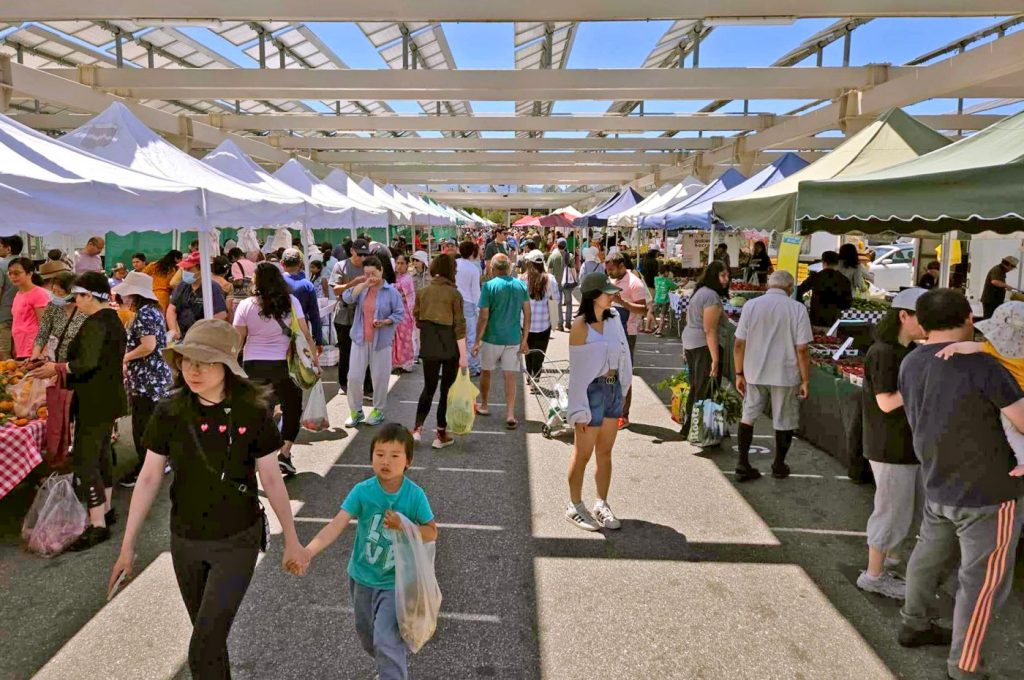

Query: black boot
<box><xmin>735</xmin><ymin>423</ymin><xmax>761</xmax><ymax>481</ymax></box>
<box><xmin>772</xmin><ymin>430</ymin><xmax>794</xmax><ymax>478</ymax></box>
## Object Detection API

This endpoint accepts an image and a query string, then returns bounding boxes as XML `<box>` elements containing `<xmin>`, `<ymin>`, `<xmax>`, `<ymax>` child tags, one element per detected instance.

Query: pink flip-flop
<box><xmin>475</xmin><ymin>404</ymin><xmax>491</xmax><ymax>416</ymax></box>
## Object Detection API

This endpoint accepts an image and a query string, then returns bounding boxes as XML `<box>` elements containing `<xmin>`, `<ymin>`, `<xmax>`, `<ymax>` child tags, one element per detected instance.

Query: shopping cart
<box><xmin>523</xmin><ymin>350</ymin><xmax>571</xmax><ymax>438</ymax></box>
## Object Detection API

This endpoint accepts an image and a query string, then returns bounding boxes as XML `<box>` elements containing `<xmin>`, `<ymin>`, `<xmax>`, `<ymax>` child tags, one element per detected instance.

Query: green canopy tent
<box><xmin>712</xmin><ymin>108</ymin><xmax>951</xmax><ymax>231</ymax></box>
<box><xmin>796</xmin><ymin>110</ymin><xmax>1024</xmax><ymax>236</ymax></box>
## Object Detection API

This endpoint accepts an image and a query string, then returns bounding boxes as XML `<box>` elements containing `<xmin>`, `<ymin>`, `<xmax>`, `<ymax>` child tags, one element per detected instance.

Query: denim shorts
<box><xmin>587</xmin><ymin>379</ymin><xmax>624</xmax><ymax>425</ymax></box>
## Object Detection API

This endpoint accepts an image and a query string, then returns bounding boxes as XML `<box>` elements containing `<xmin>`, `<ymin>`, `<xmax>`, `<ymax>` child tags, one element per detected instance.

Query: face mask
<box><xmin>51</xmin><ymin>291</ymin><xmax>67</xmax><ymax>305</ymax></box>
<box><xmin>181</xmin><ymin>270</ymin><xmax>196</xmax><ymax>284</ymax></box>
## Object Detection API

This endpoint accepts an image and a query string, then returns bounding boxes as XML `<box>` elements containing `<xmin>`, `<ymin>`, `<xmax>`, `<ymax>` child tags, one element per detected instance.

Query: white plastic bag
<box><xmin>25</xmin><ymin>473</ymin><xmax>87</xmax><ymax>557</ymax></box>
<box><xmin>300</xmin><ymin>381</ymin><xmax>330</xmax><ymax>432</ymax></box>
<box><xmin>390</xmin><ymin>513</ymin><xmax>441</xmax><ymax>653</ymax></box>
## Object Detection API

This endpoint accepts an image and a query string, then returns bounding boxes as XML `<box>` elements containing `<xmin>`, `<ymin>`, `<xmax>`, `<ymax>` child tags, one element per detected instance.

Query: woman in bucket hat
<box><xmin>113</xmin><ymin>272</ymin><xmax>174</xmax><ymax>488</ymax></box>
<box><xmin>936</xmin><ymin>300</ymin><xmax>1024</xmax><ymax>475</ymax></box>
<box><xmin>108</xmin><ymin>319</ymin><xmax>308</xmax><ymax>679</ymax></box>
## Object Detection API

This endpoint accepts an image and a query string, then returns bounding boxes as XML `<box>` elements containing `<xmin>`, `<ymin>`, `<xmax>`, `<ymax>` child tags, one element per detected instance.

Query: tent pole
<box><xmin>198</xmin><ymin>189</ymin><xmax>215</xmax><ymax>320</ymax></box>
<box><xmin>708</xmin><ymin>222</ymin><xmax>716</xmax><ymax>267</ymax></box>
<box><xmin>938</xmin><ymin>231</ymin><xmax>955</xmax><ymax>289</ymax></box>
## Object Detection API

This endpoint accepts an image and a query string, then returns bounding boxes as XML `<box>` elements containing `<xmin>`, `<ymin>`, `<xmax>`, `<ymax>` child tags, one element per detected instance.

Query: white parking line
<box><xmin>722</xmin><ymin>471</ymin><xmax>825</xmax><ymax>479</ymax></box>
<box><xmin>312</xmin><ymin>605</ymin><xmax>501</xmax><ymax>623</ymax></box>
<box><xmin>332</xmin><ymin>463</ymin><xmax>427</xmax><ymax>471</ymax></box>
<box><xmin>331</xmin><ymin>463</ymin><xmax>506</xmax><ymax>474</ymax></box>
<box><xmin>294</xmin><ymin>518</ymin><xmax>504</xmax><ymax>531</ymax></box>
<box><xmin>771</xmin><ymin>527</ymin><xmax>868</xmax><ymax>537</ymax></box>
<box><xmin>435</xmin><ymin>467</ymin><xmax>506</xmax><ymax>474</ymax></box>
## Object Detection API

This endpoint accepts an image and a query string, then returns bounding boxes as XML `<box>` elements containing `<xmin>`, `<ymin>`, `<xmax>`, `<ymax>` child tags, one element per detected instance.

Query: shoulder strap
<box><xmin>185</xmin><ymin>410</ymin><xmax>259</xmax><ymax>498</ymax></box>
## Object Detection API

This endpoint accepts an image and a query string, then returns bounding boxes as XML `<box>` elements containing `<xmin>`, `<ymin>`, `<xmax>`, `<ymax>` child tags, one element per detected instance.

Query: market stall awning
<box><xmin>356</xmin><ymin>176</ymin><xmax>415</xmax><ymax>222</ymax></box>
<box><xmin>797</xmin><ymin>110</ymin><xmax>1024</xmax><ymax>235</ymax></box>
<box><xmin>607</xmin><ymin>177</ymin><xmax>706</xmax><ymax>228</ymax></box>
<box><xmin>322</xmin><ymin>169</ymin><xmax>392</xmax><ymax>224</ymax></box>
<box><xmin>573</xmin><ymin>187</ymin><xmax>645</xmax><ymax>227</ymax></box>
<box><xmin>0</xmin><ymin>110</ymin><xmax>204</xmax><ymax>234</ymax></box>
<box><xmin>272</xmin><ymin>159</ymin><xmax>380</xmax><ymax>228</ymax></box>
<box><xmin>512</xmin><ymin>214</ymin><xmax>541</xmax><ymax>228</ymax></box>
<box><xmin>712</xmin><ymin>108</ymin><xmax>951</xmax><ymax>231</ymax></box>
<box><xmin>202</xmin><ymin>139</ymin><xmax>352</xmax><ymax>229</ymax></box>
<box><xmin>61</xmin><ymin>102</ymin><xmax>306</xmax><ymax>229</ymax></box>
<box><xmin>661</xmin><ymin>153</ymin><xmax>809</xmax><ymax>231</ymax></box>
<box><xmin>639</xmin><ymin>168</ymin><xmax>747</xmax><ymax>231</ymax></box>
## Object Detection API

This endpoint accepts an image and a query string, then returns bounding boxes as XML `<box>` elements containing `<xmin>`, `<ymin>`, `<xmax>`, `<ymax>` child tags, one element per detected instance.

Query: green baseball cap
<box><xmin>580</xmin><ymin>271</ymin><xmax>622</xmax><ymax>296</ymax></box>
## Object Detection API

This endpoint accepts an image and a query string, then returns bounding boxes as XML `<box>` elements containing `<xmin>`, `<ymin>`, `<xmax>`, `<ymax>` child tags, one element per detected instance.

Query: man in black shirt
<box><xmin>897</xmin><ymin>288</ymin><xmax>1024</xmax><ymax>680</ymax></box>
<box><xmin>796</xmin><ymin>251</ymin><xmax>853</xmax><ymax>328</ymax></box>
<box><xmin>980</xmin><ymin>255</ymin><xmax>1019</xmax><ymax>319</ymax></box>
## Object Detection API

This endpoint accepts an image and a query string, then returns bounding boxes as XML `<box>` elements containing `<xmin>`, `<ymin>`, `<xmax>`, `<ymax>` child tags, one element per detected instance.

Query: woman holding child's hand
<box><xmin>108</xmin><ymin>320</ymin><xmax>306</xmax><ymax>680</ymax></box>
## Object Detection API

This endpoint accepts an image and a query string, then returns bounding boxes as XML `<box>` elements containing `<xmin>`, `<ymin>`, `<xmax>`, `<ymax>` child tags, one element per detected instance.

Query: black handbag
<box><xmin>417</xmin><ymin>320</ymin><xmax>458</xmax><ymax>362</ymax></box>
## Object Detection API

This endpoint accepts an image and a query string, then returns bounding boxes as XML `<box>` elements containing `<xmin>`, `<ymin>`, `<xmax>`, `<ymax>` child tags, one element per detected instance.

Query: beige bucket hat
<box><xmin>111</xmin><ymin>271</ymin><xmax>158</xmax><ymax>301</ymax></box>
<box><xmin>975</xmin><ymin>301</ymin><xmax>1024</xmax><ymax>359</ymax></box>
<box><xmin>163</xmin><ymin>319</ymin><xmax>247</xmax><ymax>378</ymax></box>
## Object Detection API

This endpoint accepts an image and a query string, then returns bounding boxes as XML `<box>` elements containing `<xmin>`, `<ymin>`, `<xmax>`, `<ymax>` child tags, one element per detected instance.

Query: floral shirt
<box><xmin>126</xmin><ymin>304</ymin><xmax>173</xmax><ymax>401</ymax></box>
<box><xmin>34</xmin><ymin>303</ymin><xmax>86</xmax><ymax>362</ymax></box>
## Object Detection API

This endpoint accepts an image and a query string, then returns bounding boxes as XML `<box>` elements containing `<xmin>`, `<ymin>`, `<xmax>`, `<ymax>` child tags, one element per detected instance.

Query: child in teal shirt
<box><xmin>652</xmin><ymin>264</ymin><xmax>679</xmax><ymax>337</ymax></box>
<box><xmin>301</xmin><ymin>423</ymin><xmax>437</xmax><ymax>679</ymax></box>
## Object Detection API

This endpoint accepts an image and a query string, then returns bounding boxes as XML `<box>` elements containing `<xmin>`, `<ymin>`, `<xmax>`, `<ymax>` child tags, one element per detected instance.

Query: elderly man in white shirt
<box><xmin>733</xmin><ymin>270</ymin><xmax>813</xmax><ymax>481</ymax></box>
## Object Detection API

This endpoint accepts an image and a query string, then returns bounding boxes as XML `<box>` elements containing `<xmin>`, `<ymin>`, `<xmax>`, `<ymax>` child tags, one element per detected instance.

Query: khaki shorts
<box><xmin>479</xmin><ymin>342</ymin><xmax>521</xmax><ymax>372</ymax></box>
<box><xmin>741</xmin><ymin>383</ymin><xmax>801</xmax><ymax>431</ymax></box>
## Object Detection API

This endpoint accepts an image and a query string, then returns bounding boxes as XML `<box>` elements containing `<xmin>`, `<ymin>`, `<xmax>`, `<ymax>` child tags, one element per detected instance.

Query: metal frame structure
<box><xmin>0</xmin><ymin>10</ymin><xmax>1022</xmax><ymax>206</ymax></box>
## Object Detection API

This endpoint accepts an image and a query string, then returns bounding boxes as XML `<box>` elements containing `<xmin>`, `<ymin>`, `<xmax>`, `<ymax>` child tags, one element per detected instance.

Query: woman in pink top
<box><xmin>392</xmin><ymin>254</ymin><xmax>417</xmax><ymax>373</ymax></box>
<box><xmin>233</xmin><ymin>263</ymin><xmax>319</xmax><ymax>476</ymax></box>
<box><xmin>8</xmin><ymin>258</ymin><xmax>51</xmax><ymax>360</ymax></box>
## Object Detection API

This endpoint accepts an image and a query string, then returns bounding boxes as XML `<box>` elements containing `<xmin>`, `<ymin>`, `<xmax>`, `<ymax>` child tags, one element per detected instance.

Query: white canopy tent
<box><xmin>273</xmin><ymin>159</ymin><xmax>384</xmax><ymax>232</ymax></box>
<box><xmin>61</xmin><ymin>103</ymin><xmax>306</xmax><ymax>229</ymax></box>
<box><xmin>0</xmin><ymin>111</ymin><xmax>204</xmax><ymax>234</ymax></box>
<box><xmin>323</xmin><ymin>170</ymin><xmax>390</xmax><ymax>218</ymax></box>
<box><xmin>607</xmin><ymin>177</ymin><xmax>706</xmax><ymax>228</ymax></box>
<box><xmin>357</xmin><ymin>176</ymin><xmax>415</xmax><ymax>222</ymax></box>
<box><xmin>201</xmin><ymin>139</ymin><xmax>351</xmax><ymax>228</ymax></box>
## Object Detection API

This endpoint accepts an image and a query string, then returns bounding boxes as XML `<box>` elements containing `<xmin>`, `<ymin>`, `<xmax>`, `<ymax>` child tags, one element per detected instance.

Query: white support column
<box><xmin>197</xmin><ymin>191</ymin><xmax>215</xmax><ymax>320</ymax></box>
<box><xmin>938</xmin><ymin>231</ymin><xmax>956</xmax><ymax>289</ymax></box>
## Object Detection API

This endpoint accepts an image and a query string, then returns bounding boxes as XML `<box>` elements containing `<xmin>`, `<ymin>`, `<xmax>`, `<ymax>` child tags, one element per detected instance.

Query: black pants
<box><xmin>982</xmin><ymin>300</ymin><xmax>1001</xmax><ymax>320</ymax></box>
<box><xmin>683</xmin><ymin>345</ymin><xmax>721</xmax><ymax>431</ymax></box>
<box><xmin>129</xmin><ymin>394</ymin><xmax>158</xmax><ymax>476</ymax></box>
<box><xmin>416</xmin><ymin>357</ymin><xmax>459</xmax><ymax>430</ymax></box>
<box><xmin>525</xmin><ymin>328</ymin><xmax>552</xmax><ymax>379</ymax></box>
<box><xmin>243</xmin><ymin>360</ymin><xmax>302</xmax><ymax>443</ymax></box>
<box><xmin>72</xmin><ymin>416</ymin><xmax>113</xmax><ymax>509</ymax></box>
<box><xmin>621</xmin><ymin>334</ymin><xmax>638</xmax><ymax>419</ymax></box>
<box><xmin>336</xmin><ymin>324</ymin><xmax>373</xmax><ymax>394</ymax></box>
<box><xmin>171</xmin><ymin>522</ymin><xmax>261</xmax><ymax>680</ymax></box>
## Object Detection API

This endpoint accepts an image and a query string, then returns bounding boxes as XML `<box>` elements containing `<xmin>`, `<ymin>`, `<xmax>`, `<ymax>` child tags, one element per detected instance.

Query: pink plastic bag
<box><xmin>25</xmin><ymin>473</ymin><xmax>87</xmax><ymax>557</ymax></box>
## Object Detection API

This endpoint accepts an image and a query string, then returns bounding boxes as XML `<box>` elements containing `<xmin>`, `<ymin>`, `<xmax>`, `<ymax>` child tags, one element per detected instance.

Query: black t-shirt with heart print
<box><xmin>143</xmin><ymin>391</ymin><xmax>282</xmax><ymax>540</ymax></box>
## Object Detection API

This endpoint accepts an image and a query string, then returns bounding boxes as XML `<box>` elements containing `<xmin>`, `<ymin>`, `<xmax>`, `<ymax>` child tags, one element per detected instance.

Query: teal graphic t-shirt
<box><xmin>341</xmin><ymin>476</ymin><xmax>434</xmax><ymax>589</ymax></box>
<box><xmin>654</xmin><ymin>275</ymin><xmax>678</xmax><ymax>305</ymax></box>
<box><xmin>478</xmin><ymin>275</ymin><xmax>529</xmax><ymax>346</ymax></box>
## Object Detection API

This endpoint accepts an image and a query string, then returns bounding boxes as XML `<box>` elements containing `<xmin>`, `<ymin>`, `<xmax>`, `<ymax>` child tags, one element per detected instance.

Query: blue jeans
<box><xmin>349</xmin><ymin>578</ymin><xmax>408</xmax><ymax>680</ymax></box>
<box><xmin>586</xmin><ymin>379</ymin><xmax>624</xmax><ymax>425</ymax></box>
<box><xmin>463</xmin><ymin>300</ymin><xmax>481</xmax><ymax>373</ymax></box>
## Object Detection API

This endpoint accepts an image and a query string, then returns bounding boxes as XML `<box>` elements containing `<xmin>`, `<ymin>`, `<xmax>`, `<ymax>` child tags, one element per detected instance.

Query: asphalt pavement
<box><xmin>1</xmin><ymin>330</ymin><xmax>1021</xmax><ymax>679</ymax></box>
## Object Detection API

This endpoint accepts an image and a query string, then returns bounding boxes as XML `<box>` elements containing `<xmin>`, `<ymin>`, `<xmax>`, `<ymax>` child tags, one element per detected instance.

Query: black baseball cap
<box><xmin>352</xmin><ymin>239</ymin><xmax>371</xmax><ymax>255</ymax></box>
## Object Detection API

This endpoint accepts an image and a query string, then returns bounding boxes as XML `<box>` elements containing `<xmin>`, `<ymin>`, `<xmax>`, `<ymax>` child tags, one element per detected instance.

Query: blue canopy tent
<box><xmin>573</xmin><ymin>187</ymin><xmax>645</xmax><ymax>227</ymax></box>
<box><xmin>659</xmin><ymin>154</ymin><xmax>809</xmax><ymax>231</ymax></box>
<box><xmin>638</xmin><ymin>169</ymin><xmax>747</xmax><ymax>231</ymax></box>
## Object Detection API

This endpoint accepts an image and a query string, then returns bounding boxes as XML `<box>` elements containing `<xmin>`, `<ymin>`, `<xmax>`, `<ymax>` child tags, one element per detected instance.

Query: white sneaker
<box><xmin>856</xmin><ymin>570</ymin><xmax>906</xmax><ymax>600</ymax></box>
<box><xmin>592</xmin><ymin>501</ymin><xmax>621</xmax><ymax>530</ymax></box>
<box><xmin>411</xmin><ymin>427</ymin><xmax>422</xmax><ymax>444</ymax></box>
<box><xmin>565</xmin><ymin>502</ymin><xmax>601</xmax><ymax>532</ymax></box>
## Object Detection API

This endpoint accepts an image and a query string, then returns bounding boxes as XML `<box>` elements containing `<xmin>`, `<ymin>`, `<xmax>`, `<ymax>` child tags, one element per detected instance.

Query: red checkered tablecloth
<box><xmin>0</xmin><ymin>419</ymin><xmax>45</xmax><ymax>500</ymax></box>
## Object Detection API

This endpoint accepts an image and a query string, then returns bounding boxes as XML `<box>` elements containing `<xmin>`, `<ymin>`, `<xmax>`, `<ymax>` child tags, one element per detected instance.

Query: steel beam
<box><xmin>41</xmin><ymin>66</ymin><xmax>901</xmax><ymax>101</ymax></box>
<box><xmin>309</xmin><ymin>151</ymin><xmax>684</xmax><ymax>165</ymax></box>
<box><xmin>2</xmin><ymin>58</ymin><xmax>291</xmax><ymax>163</ymax></box>
<box><xmin>366</xmin><ymin>172</ymin><xmax>639</xmax><ymax>184</ymax></box>
<box><xmin>355</xmin><ymin>163</ymin><xmax>657</xmax><ymax>175</ymax></box>
<box><xmin>0</xmin><ymin>1</ymin><xmax>1015</xmax><ymax>21</ymax></box>
<box><xmin>205</xmin><ymin>112</ymin><xmax>787</xmax><ymax>132</ymax></box>
<box><xmin>423</xmin><ymin>192</ymin><xmax>611</xmax><ymax>208</ymax></box>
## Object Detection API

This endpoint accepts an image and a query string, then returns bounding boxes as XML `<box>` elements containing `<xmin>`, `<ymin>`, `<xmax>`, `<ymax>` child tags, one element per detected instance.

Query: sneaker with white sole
<box><xmin>278</xmin><ymin>455</ymin><xmax>297</xmax><ymax>477</ymax></box>
<box><xmin>856</xmin><ymin>570</ymin><xmax>906</xmax><ymax>600</ymax></box>
<box><xmin>565</xmin><ymin>502</ymin><xmax>601</xmax><ymax>532</ymax></box>
<box><xmin>432</xmin><ymin>428</ymin><xmax>454</xmax><ymax>449</ymax></box>
<box><xmin>345</xmin><ymin>410</ymin><xmax>365</xmax><ymax>428</ymax></box>
<box><xmin>592</xmin><ymin>501</ymin><xmax>621</xmax><ymax>530</ymax></box>
<box><xmin>366</xmin><ymin>408</ymin><xmax>385</xmax><ymax>426</ymax></box>
<box><xmin>411</xmin><ymin>426</ymin><xmax>423</xmax><ymax>444</ymax></box>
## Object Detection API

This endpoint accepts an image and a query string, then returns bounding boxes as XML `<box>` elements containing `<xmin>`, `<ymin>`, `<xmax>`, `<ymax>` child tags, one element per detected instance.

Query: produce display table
<box><xmin>799</xmin><ymin>367</ymin><xmax>868</xmax><ymax>480</ymax></box>
<box><xmin>0</xmin><ymin>419</ymin><xmax>45</xmax><ymax>500</ymax></box>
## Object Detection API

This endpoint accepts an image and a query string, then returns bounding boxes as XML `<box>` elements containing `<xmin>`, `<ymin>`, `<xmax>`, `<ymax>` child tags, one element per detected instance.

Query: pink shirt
<box><xmin>362</xmin><ymin>286</ymin><xmax>380</xmax><ymax>345</ymax></box>
<box><xmin>231</xmin><ymin>258</ymin><xmax>256</xmax><ymax>280</ymax></box>
<box><xmin>74</xmin><ymin>251</ymin><xmax>103</xmax><ymax>273</ymax></box>
<box><xmin>12</xmin><ymin>286</ymin><xmax>51</xmax><ymax>358</ymax></box>
<box><xmin>614</xmin><ymin>270</ymin><xmax>648</xmax><ymax>336</ymax></box>
<box><xmin>233</xmin><ymin>295</ymin><xmax>304</xmax><ymax>362</ymax></box>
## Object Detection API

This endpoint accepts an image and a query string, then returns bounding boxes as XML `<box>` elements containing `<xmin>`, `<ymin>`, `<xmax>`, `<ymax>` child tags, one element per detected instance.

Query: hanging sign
<box><xmin>777</xmin><ymin>233</ymin><xmax>803</xmax><ymax>276</ymax></box>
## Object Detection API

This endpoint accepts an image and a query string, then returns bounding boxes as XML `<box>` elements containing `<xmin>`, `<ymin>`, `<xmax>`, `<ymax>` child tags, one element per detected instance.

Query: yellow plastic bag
<box><xmin>446</xmin><ymin>369</ymin><xmax>479</xmax><ymax>435</ymax></box>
